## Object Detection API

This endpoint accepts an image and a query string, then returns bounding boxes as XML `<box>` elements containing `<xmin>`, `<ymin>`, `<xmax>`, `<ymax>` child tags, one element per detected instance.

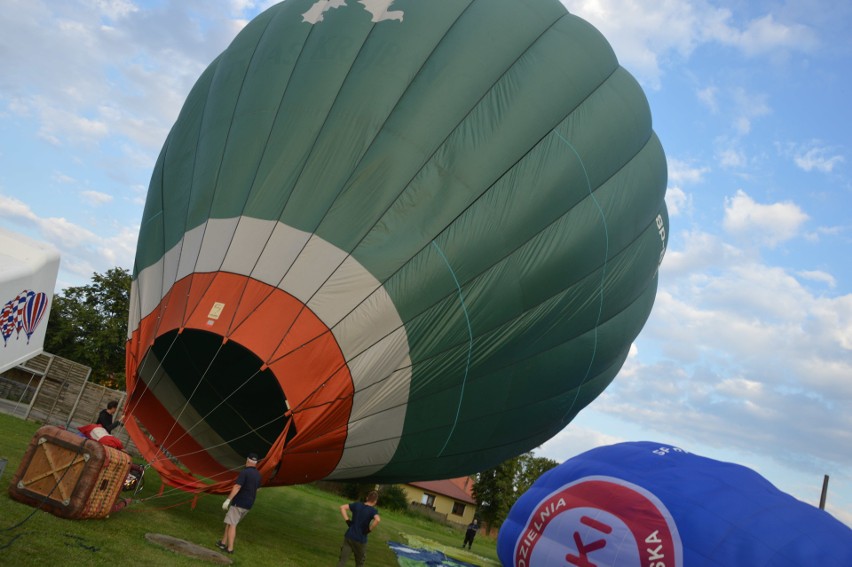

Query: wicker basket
<box><xmin>8</xmin><ymin>425</ymin><xmax>132</xmax><ymax>519</ymax></box>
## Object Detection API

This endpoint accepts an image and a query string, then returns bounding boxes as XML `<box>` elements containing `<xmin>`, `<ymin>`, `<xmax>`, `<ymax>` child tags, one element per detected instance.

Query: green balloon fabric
<box><xmin>126</xmin><ymin>0</ymin><xmax>668</xmax><ymax>487</ymax></box>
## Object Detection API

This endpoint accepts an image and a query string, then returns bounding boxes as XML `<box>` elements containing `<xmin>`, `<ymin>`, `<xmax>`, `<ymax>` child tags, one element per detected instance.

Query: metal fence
<box><xmin>0</xmin><ymin>352</ymin><xmax>137</xmax><ymax>455</ymax></box>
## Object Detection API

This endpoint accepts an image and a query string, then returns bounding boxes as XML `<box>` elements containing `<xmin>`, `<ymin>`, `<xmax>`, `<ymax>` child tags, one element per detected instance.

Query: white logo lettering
<box><xmin>303</xmin><ymin>0</ymin><xmax>404</xmax><ymax>24</ymax></box>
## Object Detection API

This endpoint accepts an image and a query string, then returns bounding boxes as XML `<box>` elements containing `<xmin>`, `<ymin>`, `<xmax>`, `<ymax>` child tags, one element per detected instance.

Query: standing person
<box><xmin>217</xmin><ymin>453</ymin><xmax>262</xmax><ymax>555</ymax></box>
<box><xmin>337</xmin><ymin>490</ymin><xmax>381</xmax><ymax>567</ymax></box>
<box><xmin>463</xmin><ymin>519</ymin><xmax>479</xmax><ymax>549</ymax></box>
<box><xmin>96</xmin><ymin>401</ymin><xmax>124</xmax><ymax>433</ymax></box>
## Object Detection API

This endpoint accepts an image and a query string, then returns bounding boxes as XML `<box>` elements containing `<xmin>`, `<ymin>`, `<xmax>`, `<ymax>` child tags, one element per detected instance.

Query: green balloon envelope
<box><xmin>126</xmin><ymin>0</ymin><xmax>669</xmax><ymax>488</ymax></box>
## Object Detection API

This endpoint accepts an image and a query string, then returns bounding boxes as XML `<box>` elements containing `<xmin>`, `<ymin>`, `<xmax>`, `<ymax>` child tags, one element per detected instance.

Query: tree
<box><xmin>472</xmin><ymin>451</ymin><xmax>559</xmax><ymax>530</ymax></box>
<box><xmin>473</xmin><ymin>455</ymin><xmax>521</xmax><ymax>530</ymax></box>
<box><xmin>340</xmin><ymin>481</ymin><xmax>377</xmax><ymax>501</ymax></box>
<box><xmin>44</xmin><ymin>267</ymin><xmax>131</xmax><ymax>389</ymax></box>
<box><xmin>516</xmin><ymin>453</ymin><xmax>559</xmax><ymax>497</ymax></box>
<box><xmin>377</xmin><ymin>484</ymin><xmax>409</xmax><ymax>511</ymax></box>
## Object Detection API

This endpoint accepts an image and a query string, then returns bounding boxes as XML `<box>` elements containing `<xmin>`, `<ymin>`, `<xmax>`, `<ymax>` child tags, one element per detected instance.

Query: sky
<box><xmin>1</xmin><ymin>0</ymin><xmax>850</xmax><ymax>527</ymax></box>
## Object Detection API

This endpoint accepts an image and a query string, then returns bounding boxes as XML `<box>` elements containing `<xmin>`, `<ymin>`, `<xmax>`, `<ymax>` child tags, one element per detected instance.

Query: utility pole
<box><xmin>819</xmin><ymin>474</ymin><xmax>829</xmax><ymax>510</ymax></box>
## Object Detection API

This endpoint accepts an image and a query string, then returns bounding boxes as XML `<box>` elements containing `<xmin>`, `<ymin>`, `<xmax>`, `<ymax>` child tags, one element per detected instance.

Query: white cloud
<box><xmin>537</xmin><ymin>423</ymin><xmax>625</xmax><ymax>462</ymax></box>
<box><xmin>701</xmin><ymin>87</ymin><xmax>771</xmax><ymax>137</ymax></box>
<box><xmin>665</xmin><ymin>158</ymin><xmax>707</xmax><ymax>216</ymax></box>
<box><xmin>659</xmin><ymin>229</ymin><xmax>742</xmax><ymax>279</ymax></box>
<box><xmin>600</xmin><ymin>270</ymin><xmax>852</xmax><ymax>474</ymax></box>
<box><xmin>52</xmin><ymin>173</ymin><xmax>76</xmax><ymax>184</ymax></box>
<box><xmin>561</xmin><ymin>1</ymin><xmax>818</xmax><ymax>86</ymax></box>
<box><xmin>797</xmin><ymin>270</ymin><xmax>837</xmax><ymax>289</ymax></box>
<box><xmin>727</xmin><ymin>14</ymin><xmax>818</xmax><ymax>58</ymax></box>
<box><xmin>716</xmin><ymin>376</ymin><xmax>765</xmax><ymax>397</ymax></box>
<box><xmin>718</xmin><ymin>147</ymin><xmax>747</xmax><ymax>169</ymax></box>
<box><xmin>723</xmin><ymin>190</ymin><xmax>809</xmax><ymax>247</ymax></box>
<box><xmin>86</xmin><ymin>0</ymin><xmax>139</xmax><ymax>21</ymax></box>
<box><xmin>561</xmin><ymin>0</ymin><xmax>701</xmax><ymax>87</ymax></box>
<box><xmin>589</xmin><ymin>220</ymin><xmax>852</xmax><ymax>488</ymax></box>
<box><xmin>38</xmin><ymin>216</ymin><xmax>100</xmax><ymax>249</ymax></box>
<box><xmin>0</xmin><ymin>192</ymin><xmax>132</xmax><ymax>281</ymax></box>
<box><xmin>696</xmin><ymin>85</ymin><xmax>718</xmax><ymax>112</ymax></box>
<box><xmin>1</xmin><ymin>0</ymin><xmax>244</xmax><ymax>156</ymax></box>
<box><xmin>98</xmin><ymin>224</ymin><xmax>138</xmax><ymax>268</ymax></box>
<box><xmin>0</xmin><ymin>194</ymin><xmax>41</xmax><ymax>225</ymax></box>
<box><xmin>731</xmin><ymin>88</ymin><xmax>770</xmax><ymax>133</ymax></box>
<box><xmin>81</xmin><ymin>190</ymin><xmax>114</xmax><ymax>205</ymax></box>
<box><xmin>794</xmin><ymin>145</ymin><xmax>845</xmax><ymax>173</ymax></box>
<box><xmin>811</xmin><ymin>295</ymin><xmax>852</xmax><ymax>352</ymax></box>
<box><xmin>734</xmin><ymin>116</ymin><xmax>752</xmax><ymax>135</ymax></box>
<box><xmin>665</xmin><ymin>186</ymin><xmax>690</xmax><ymax>217</ymax></box>
<box><xmin>12</xmin><ymin>90</ymin><xmax>109</xmax><ymax>149</ymax></box>
<box><xmin>699</xmin><ymin>10</ymin><xmax>819</xmax><ymax>60</ymax></box>
<box><xmin>668</xmin><ymin>158</ymin><xmax>710</xmax><ymax>185</ymax></box>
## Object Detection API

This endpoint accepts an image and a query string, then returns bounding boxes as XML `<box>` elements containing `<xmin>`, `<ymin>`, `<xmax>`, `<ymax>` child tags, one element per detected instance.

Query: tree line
<box><xmin>44</xmin><ymin>267</ymin><xmax>130</xmax><ymax>389</ymax></box>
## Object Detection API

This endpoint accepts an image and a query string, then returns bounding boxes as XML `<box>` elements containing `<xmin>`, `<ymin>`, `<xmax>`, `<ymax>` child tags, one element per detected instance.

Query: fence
<box><xmin>0</xmin><ymin>352</ymin><xmax>137</xmax><ymax>455</ymax></box>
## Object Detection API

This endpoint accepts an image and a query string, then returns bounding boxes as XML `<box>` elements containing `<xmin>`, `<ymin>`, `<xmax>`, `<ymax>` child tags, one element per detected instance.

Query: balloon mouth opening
<box><xmin>135</xmin><ymin>328</ymin><xmax>296</xmax><ymax>465</ymax></box>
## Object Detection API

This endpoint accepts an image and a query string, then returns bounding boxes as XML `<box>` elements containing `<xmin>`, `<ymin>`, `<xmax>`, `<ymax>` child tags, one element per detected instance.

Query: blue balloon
<box><xmin>498</xmin><ymin>441</ymin><xmax>852</xmax><ymax>567</ymax></box>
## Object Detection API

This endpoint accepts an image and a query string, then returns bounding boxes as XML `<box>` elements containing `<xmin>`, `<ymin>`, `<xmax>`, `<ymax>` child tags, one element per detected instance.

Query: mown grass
<box><xmin>0</xmin><ymin>412</ymin><xmax>500</xmax><ymax>566</ymax></box>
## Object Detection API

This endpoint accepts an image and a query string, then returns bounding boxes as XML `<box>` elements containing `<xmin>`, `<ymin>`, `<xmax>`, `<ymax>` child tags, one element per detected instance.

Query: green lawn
<box><xmin>0</xmin><ymin>412</ymin><xmax>500</xmax><ymax>566</ymax></box>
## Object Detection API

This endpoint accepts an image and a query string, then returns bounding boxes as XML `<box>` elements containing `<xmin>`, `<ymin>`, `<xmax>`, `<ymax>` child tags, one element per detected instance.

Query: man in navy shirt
<box><xmin>217</xmin><ymin>453</ymin><xmax>262</xmax><ymax>554</ymax></box>
<box><xmin>337</xmin><ymin>490</ymin><xmax>381</xmax><ymax>567</ymax></box>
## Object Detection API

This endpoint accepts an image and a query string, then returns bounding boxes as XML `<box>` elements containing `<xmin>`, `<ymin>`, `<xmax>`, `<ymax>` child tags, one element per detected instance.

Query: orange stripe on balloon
<box><xmin>125</xmin><ymin>272</ymin><xmax>354</xmax><ymax>488</ymax></box>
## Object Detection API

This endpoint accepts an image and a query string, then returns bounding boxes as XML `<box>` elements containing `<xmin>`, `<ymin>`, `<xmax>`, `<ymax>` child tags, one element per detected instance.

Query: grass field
<box><xmin>0</xmin><ymin>412</ymin><xmax>501</xmax><ymax>566</ymax></box>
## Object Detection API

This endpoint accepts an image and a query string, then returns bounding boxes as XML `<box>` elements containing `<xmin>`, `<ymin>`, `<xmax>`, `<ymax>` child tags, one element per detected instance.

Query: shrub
<box><xmin>378</xmin><ymin>484</ymin><xmax>409</xmax><ymax>511</ymax></box>
<box><xmin>341</xmin><ymin>481</ymin><xmax>375</xmax><ymax>501</ymax></box>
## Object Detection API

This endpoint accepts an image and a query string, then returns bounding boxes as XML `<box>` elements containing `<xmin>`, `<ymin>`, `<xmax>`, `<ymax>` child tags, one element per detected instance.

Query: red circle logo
<box><xmin>513</xmin><ymin>476</ymin><xmax>682</xmax><ymax>567</ymax></box>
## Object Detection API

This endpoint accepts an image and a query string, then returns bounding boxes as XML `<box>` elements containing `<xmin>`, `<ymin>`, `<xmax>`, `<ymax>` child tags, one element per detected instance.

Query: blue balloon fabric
<box><xmin>497</xmin><ymin>441</ymin><xmax>852</xmax><ymax>567</ymax></box>
<box><xmin>387</xmin><ymin>541</ymin><xmax>479</xmax><ymax>566</ymax></box>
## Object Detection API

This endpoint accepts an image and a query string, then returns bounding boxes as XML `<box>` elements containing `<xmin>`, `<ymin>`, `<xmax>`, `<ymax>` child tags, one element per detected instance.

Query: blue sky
<box><xmin>1</xmin><ymin>0</ymin><xmax>850</xmax><ymax>526</ymax></box>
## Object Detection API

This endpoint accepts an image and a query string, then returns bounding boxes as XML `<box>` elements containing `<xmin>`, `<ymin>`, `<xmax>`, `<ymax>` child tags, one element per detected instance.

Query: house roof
<box><xmin>408</xmin><ymin>478</ymin><xmax>477</xmax><ymax>504</ymax></box>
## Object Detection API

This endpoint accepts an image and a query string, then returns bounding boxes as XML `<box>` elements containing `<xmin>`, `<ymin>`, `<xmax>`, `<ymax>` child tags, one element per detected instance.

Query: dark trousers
<box><xmin>463</xmin><ymin>531</ymin><xmax>476</xmax><ymax>548</ymax></box>
<box><xmin>337</xmin><ymin>537</ymin><xmax>367</xmax><ymax>567</ymax></box>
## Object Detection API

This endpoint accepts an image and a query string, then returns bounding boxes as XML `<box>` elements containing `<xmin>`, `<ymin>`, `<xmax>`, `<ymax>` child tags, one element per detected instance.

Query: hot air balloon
<box><xmin>1</xmin><ymin>300</ymin><xmax>14</xmax><ymax>345</ymax></box>
<box><xmin>2</xmin><ymin>290</ymin><xmax>39</xmax><ymax>345</ymax></box>
<box><xmin>497</xmin><ymin>442</ymin><xmax>852</xmax><ymax>567</ymax></box>
<box><xmin>125</xmin><ymin>0</ymin><xmax>669</xmax><ymax>491</ymax></box>
<box><xmin>22</xmin><ymin>291</ymin><xmax>48</xmax><ymax>343</ymax></box>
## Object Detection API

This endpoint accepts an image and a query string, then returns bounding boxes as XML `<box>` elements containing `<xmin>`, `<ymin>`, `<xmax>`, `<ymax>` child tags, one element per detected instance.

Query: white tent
<box><xmin>0</xmin><ymin>228</ymin><xmax>60</xmax><ymax>374</ymax></box>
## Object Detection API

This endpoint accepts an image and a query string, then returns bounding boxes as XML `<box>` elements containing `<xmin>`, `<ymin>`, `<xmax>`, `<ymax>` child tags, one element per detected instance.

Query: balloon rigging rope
<box><xmin>148</xmin><ymin>366</ymin><xmax>280</xmax><ymax>461</ymax></box>
<box><xmin>554</xmin><ymin>130</ymin><xmax>609</xmax><ymax>424</ymax></box>
<box><xmin>153</xmin><ymin>341</ymin><xmax>226</xmax><ymax>455</ymax></box>
<box><xmin>431</xmin><ymin>241</ymin><xmax>475</xmax><ymax>457</ymax></box>
<box><xmin>123</xmin><ymin>330</ymin><xmax>182</xmax><ymax>419</ymax></box>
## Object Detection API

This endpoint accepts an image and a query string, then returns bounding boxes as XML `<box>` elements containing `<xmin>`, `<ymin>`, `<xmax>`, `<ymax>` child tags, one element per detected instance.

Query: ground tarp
<box><xmin>387</xmin><ymin>541</ymin><xmax>479</xmax><ymax>567</ymax></box>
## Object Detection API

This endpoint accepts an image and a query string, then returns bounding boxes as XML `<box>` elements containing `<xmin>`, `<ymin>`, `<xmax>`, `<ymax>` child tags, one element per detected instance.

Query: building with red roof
<box><xmin>402</xmin><ymin>476</ymin><xmax>478</xmax><ymax>527</ymax></box>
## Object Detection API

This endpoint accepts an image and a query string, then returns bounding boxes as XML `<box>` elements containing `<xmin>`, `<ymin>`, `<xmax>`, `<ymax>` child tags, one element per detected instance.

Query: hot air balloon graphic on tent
<box><xmin>125</xmin><ymin>0</ymin><xmax>669</xmax><ymax>492</ymax></box>
<box><xmin>2</xmin><ymin>290</ymin><xmax>49</xmax><ymax>346</ymax></box>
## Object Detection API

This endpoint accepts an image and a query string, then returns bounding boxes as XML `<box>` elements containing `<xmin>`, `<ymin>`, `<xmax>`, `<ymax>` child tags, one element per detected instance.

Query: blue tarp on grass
<box><xmin>387</xmin><ymin>541</ymin><xmax>479</xmax><ymax>567</ymax></box>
